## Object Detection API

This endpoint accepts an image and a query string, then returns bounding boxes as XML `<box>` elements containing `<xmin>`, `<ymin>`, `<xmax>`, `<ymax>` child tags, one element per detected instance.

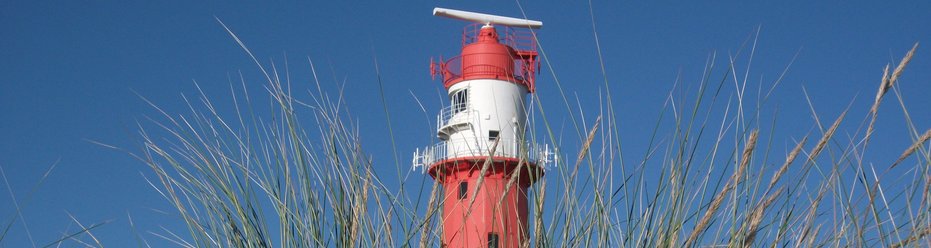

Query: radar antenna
<box><xmin>433</xmin><ymin>7</ymin><xmax>543</xmax><ymax>29</ymax></box>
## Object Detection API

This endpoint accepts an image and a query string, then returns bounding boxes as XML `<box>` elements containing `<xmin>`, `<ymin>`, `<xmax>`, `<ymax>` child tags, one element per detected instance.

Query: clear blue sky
<box><xmin>1</xmin><ymin>1</ymin><xmax>929</xmax><ymax>247</ymax></box>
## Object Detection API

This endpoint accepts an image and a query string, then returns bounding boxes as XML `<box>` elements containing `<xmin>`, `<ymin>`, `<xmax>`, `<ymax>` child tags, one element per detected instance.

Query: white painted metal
<box><xmin>445</xmin><ymin>79</ymin><xmax>526</xmax><ymax>158</ymax></box>
<box><xmin>433</xmin><ymin>7</ymin><xmax>543</xmax><ymax>29</ymax></box>
<box><xmin>412</xmin><ymin>140</ymin><xmax>553</xmax><ymax>173</ymax></box>
<box><xmin>411</xmin><ymin>78</ymin><xmax>556</xmax><ymax>172</ymax></box>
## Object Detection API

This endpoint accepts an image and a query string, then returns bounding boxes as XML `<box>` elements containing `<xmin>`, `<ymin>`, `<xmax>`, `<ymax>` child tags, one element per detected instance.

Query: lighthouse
<box><xmin>413</xmin><ymin>7</ymin><xmax>552</xmax><ymax>248</ymax></box>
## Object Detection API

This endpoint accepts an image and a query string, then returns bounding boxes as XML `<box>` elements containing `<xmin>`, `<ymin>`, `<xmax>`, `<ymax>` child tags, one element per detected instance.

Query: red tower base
<box><xmin>430</xmin><ymin>157</ymin><xmax>541</xmax><ymax>248</ymax></box>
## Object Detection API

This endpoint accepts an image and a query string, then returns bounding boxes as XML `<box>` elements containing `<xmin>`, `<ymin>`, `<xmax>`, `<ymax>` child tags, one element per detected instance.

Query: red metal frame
<box><xmin>431</xmin><ymin>24</ymin><xmax>540</xmax><ymax>92</ymax></box>
<box><xmin>428</xmin><ymin>157</ymin><xmax>544</xmax><ymax>248</ymax></box>
<box><xmin>427</xmin><ymin>156</ymin><xmax>544</xmax><ymax>186</ymax></box>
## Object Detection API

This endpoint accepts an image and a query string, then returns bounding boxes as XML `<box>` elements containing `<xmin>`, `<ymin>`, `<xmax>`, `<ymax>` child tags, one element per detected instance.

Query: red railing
<box><xmin>462</xmin><ymin>23</ymin><xmax>538</xmax><ymax>52</ymax></box>
<box><xmin>431</xmin><ymin>24</ymin><xmax>540</xmax><ymax>92</ymax></box>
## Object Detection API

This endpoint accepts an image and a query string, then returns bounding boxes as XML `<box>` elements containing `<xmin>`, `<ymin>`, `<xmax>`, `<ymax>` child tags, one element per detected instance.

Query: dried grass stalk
<box><xmin>809</xmin><ymin>111</ymin><xmax>847</xmax><ymax>161</ymax></box>
<box><xmin>891</xmin><ymin>129</ymin><xmax>931</xmax><ymax>168</ymax></box>
<box><xmin>768</xmin><ymin>136</ymin><xmax>808</xmax><ymax>191</ymax></box>
<box><xmin>891</xmin><ymin>227</ymin><xmax>931</xmax><ymax>248</ymax></box>
<box><xmin>464</xmin><ymin>137</ymin><xmax>500</xmax><ymax>218</ymax></box>
<box><xmin>684</xmin><ymin>130</ymin><xmax>759</xmax><ymax>247</ymax></box>
<box><xmin>868</xmin><ymin>43</ymin><xmax>918</xmax><ymax>142</ymax></box>
<box><xmin>742</xmin><ymin>187</ymin><xmax>784</xmax><ymax>247</ymax></box>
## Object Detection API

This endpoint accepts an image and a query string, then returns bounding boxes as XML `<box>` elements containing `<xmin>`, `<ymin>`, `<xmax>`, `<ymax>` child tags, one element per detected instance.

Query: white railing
<box><xmin>412</xmin><ymin>138</ymin><xmax>555</xmax><ymax>173</ymax></box>
<box><xmin>436</xmin><ymin>104</ymin><xmax>474</xmax><ymax>131</ymax></box>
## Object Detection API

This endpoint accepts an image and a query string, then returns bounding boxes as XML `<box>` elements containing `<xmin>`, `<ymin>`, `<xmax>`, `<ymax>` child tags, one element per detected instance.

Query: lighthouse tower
<box><xmin>413</xmin><ymin>8</ymin><xmax>552</xmax><ymax>248</ymax></box>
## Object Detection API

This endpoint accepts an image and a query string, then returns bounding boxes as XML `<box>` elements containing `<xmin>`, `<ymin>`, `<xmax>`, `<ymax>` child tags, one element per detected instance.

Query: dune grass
<box><xmin>123</xmin><ymin>16</ymin><xmax>931</xmax><ymax>248</ymax></box>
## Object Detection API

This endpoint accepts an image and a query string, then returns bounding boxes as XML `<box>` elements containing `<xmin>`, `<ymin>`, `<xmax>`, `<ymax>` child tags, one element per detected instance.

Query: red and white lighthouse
<box><xmin>413</xmin><ymin>8</ymin><xmax>552</xmax><ymax>248</ymax></box>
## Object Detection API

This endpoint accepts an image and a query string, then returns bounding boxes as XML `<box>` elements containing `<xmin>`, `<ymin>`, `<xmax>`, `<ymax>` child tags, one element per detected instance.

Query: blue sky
<box><xmin>1</xmin><ymin>1</ymin><xmax>929</xmax><ymax>247</ymax></box>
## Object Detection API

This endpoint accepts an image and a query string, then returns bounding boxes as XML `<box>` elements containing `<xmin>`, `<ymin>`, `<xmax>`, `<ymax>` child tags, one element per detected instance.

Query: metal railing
<box><xmin>462</xmin><ymin>23</ymin><xmax>537</xmax><ymax>52</ymax></box>
<box><xmin>412</xmin><ymin>138</ymin><xmax>555</xmax><ymax>173</ymax></box>
<box><xmin>429</xmin><ymin>24</ymin><xmax>540</xmax><ymax>92</ymax></box>
<box><xmin>436</xmin><ymin>104</ymin><xmax>476</xmax><ymax>132</ymax></box>
<box><xmin>435</xmin><ymin>54</ymin><xmax>529</xmax><ymax>86</ymax></box>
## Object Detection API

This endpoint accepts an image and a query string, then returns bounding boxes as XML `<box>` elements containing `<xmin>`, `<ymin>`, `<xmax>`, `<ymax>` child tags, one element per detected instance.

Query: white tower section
<box><xmin>440</xmin><ymin>79</ymin><xmax>528</xmax><ymax>160</ymax></box>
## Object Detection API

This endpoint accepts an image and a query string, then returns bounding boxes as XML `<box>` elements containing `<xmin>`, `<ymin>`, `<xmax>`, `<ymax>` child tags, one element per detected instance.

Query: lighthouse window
<box><xmin>451</xmin><ymin>88</ymin><xmax>469</xmax><ymax>114</ymax></box>
<box><xmin>487</xmin><ymin>232</ymin><xmax>499</xmax><ymax>248</ymax></box>
<box><xmin>488</xmin><ymin>130</ymin><xmax>500</xmax><ymax>141</ymax></box>
<box><xmin>458</xmin><ymin>182</ymin><xmax>468</xmax><ymax>199</ymax></box>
